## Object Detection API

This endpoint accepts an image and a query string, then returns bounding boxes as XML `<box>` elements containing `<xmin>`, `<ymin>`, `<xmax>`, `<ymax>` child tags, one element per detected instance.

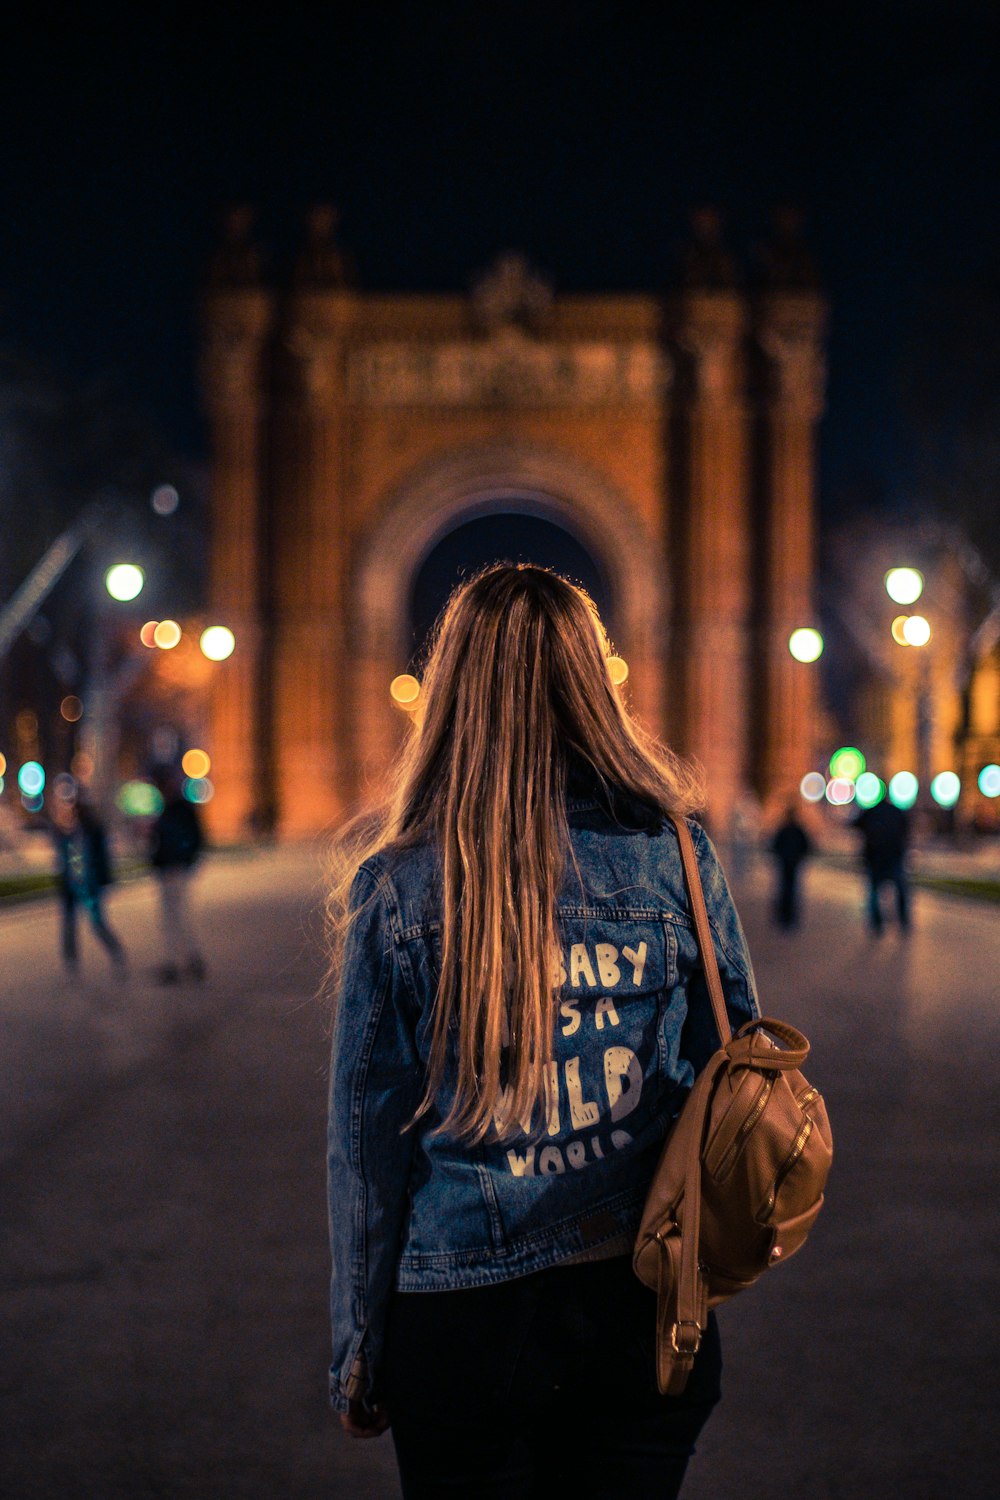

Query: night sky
<box><xmin>1</xmin><ymin>1</ymin><xmax>998</xmax><ymax>514</ymax></box>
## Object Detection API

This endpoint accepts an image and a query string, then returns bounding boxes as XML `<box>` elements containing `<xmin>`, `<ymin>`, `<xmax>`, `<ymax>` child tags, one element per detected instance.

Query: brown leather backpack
<box><xmin>634</xmin><ymin>816</ymin><xmax>833</xmax><ymax>1395</ymax></box>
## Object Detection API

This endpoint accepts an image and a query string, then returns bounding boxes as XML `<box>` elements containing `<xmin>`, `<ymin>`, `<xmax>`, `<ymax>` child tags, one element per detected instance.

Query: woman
<box><xmin>326</xmin><ymin>564</ymin><xmax>759</xmax><ymax>1498</ymax></box>
<box><xmin>51</xmin><ymin>796</ymin><xmax>127</xmax><ymax>974</ymax></box>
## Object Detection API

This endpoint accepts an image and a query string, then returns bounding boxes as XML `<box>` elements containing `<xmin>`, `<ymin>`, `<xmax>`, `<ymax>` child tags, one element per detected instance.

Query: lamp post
<box><xmin>80</xmin><ymin>564</ymin><xmax>147</xmax><ymax>813</ymax></box>
<box><xmin>885</xmin><ymin>568</ymin><xmax>932</xmax><ymax>810</ymax></box>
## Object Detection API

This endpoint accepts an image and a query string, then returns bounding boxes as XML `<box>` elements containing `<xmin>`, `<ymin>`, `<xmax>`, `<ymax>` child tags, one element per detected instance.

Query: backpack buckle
<box><xmin>670</xmin><ymin>1320</ymin><xmax>702</xmax><ymax>1355</ymax></box>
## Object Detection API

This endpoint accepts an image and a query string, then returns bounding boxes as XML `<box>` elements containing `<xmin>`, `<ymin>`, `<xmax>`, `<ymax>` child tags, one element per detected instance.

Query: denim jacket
<box><xmin>326</xmin><ymin>796</ymin><xmax>759</xmax><ymax>1412</ymax></box>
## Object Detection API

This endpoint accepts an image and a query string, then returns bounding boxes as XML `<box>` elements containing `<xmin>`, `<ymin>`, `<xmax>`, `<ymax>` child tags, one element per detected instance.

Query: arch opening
<box><xmin>407</xmin><ymin>503</ymin><xmax>615</xmax><ymax>670</ymax></box>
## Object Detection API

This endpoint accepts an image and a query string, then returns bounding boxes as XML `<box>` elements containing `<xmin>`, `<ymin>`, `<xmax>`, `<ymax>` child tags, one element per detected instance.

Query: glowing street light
<box><xmin>885</xmin><ymin>568</ymin><xmax>924</xmax><ymax>605</ymax></box>
<box><xmin>200</xmin><ymin>625</ymin><xmax>236</xmax><ymax>661</ymax></box>
<box><xmin>800</xmin><ymin>771</ymin><xmax>826</xmax><ymax>802</ymax></box>
<box><xmin>390</xmin><ymin>674</ymin><xmax>421</xmax><ymax>709</ymax></box>
<box><xmin>855</xmin><ymin>772</ymin><xmax>885</xmax><ymax>808</ymax></box>
<box><xmin>153</xmin><ymin>620</ymin><xmax>182</xmax><ymax>650</ymax></box>
<box><xmin>888</xmin><ymin>771</ymin><xmax>919</xmax><ymax>809</ymax></box>
<box><xmin>979</xmin><ymin>764</ymin><xmax>1000</xmax><ymax>798</ymax></box>
<box><xmin>930</xmin><ymin>771</ymin><xmax>961</xmax><ymax>808</ymax></box>
<box><xmin>182</xmin><ymin>748</ymin><xmax>211</xmax><ymax>779</ymax></box>
<box><xmin>17</xmin><ymin>760</ymin><xmax>45</xmax><ymax>797</ymax></box>
<box><xmin>105</xmin><ymin>563</ymin><xmax>144</xmax><ymax>602</ymax></box>
<box><xmin>829</xmin><ymin>747</ymin><xmax>865</xmax><ymax>781</ymax></box>
<box><xmin>901</xmin><ymin>614</ymin><xmax>931</xmax><ymax>647</ymax></box>
<box><xmin>788</xmin><ymin>628</ymin><xmax>824</xmax><ymax>663</ymax></box>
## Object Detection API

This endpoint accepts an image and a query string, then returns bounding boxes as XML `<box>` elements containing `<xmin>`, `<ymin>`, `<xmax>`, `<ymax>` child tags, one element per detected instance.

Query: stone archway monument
<box><xmin>200</xmin><ymin>208</ymin><xmax>826</xmax><ymax>838</ymax></box>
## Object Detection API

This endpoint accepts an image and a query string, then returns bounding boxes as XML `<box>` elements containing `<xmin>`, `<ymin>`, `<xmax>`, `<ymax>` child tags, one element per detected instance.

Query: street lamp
<box><xmin>788</xmin><ymin>627</ymin><xmax>824</xmax><ymax>663</ymax></box>
<box><xmin>885</xmin><ymin>568</ymin><xmax>924</xmax><ymax>606</ymax></box>
<box><xmin>888</xmin><ymin>570</ymin><xmax>932</xmax><ymax>809</ymax></box>
<box><xmin>200</xmin><ymin>625</ymin><xmax>236</xmax><ymax>662</ymax></box>
<box><xmin>104</xmin><ymin>563</ymin><xmax>145</xmax><ymax>602</ymax></box>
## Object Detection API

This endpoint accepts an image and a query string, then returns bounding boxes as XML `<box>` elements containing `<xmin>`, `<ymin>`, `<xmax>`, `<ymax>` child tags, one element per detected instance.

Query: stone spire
<box><xmin>293</xmin><ymin>204</ymin><xmax>354</xmax><ymax>289</ymax></box>
<box><xmin>754</xmin><ymin>206</ymin><xmax>820</xmax><ymax>291</ymax></box>
<box><xmin>206</xmin><ymin>205</ymin><xmax>264</xmax><ymax>288</ymax></box>
<box><xmin>679</xmin><ymin>206</ymin><xmax>740</xmax><ymax>290</ymax></box>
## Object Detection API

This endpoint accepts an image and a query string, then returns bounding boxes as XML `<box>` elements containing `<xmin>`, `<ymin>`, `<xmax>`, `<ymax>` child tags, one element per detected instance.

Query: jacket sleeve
<box><xmin>679</xmin><ymin>820</ymin><xmax>761</xmax><ymax>1073</ymax></box>
<box><xmin>327</xmin><ymin>863</ymin><xmax>422</xmax><ymax>1413</ymax></box>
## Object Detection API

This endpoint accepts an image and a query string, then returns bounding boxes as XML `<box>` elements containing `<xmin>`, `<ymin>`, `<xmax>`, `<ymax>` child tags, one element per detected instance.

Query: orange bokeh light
<box><xmin>181</xmin><ymin>748</ymin><xmax>211</xmax><ymax>779</ymax></box>
<box><xmin>153</xmin><ymin>620</ymin><xmax>182</xmax><ymax>650</ymax></box>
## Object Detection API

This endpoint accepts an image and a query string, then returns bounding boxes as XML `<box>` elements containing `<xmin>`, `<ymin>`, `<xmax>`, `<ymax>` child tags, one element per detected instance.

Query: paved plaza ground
<box><xmin>1</xmin><ymin>843</ymin><xmax>997</xmax><ymax>1499</ymax></box>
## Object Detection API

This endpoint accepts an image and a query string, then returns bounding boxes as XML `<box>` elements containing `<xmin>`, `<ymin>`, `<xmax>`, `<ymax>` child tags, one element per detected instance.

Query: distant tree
<box><xmin>0</xmin><ymin>347</ymin><xmax>207</xmax><ymax>777</ymax></box>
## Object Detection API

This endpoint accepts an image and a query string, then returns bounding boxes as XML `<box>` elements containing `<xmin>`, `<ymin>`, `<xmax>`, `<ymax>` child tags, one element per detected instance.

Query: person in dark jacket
<box><xmin>51</xmin><ymin>798</ymin><xmax>126</xmax><ymax>973</ymax></box>
<box><xmin>326</xmin><ymin>565</ymin><xmax>759</xmax><ymax>1499</ymax></box>
<box><xmin>769</xmin><ymin>805</ymin><xmax>813</xmax><ymax>929</ymax></box>
<box><xmin>150</xmin><ymin>769</ymin><xmax>206</xmax><ymax>981</ymax></box>
<box><xmin>854</xmin><ymin>798</ymin><xmax>911</xmax><ymax>934</ymax></box>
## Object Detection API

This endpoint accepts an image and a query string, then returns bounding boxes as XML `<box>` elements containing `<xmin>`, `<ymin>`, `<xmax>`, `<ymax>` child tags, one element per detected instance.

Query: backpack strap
<box><xmin>654</xmin><ymin>1048</ymin><xmax>728</xmax><ymax>1392</ymax></box>
<box><xmin>651</xmin><ymin>815</ymin><xmax>735</xmax><ymax>1392</ymax></box>
<box><xmin>669</xmin><ymin>815</ymin><xmax>731</xmax><ymax>1049</ymax></box>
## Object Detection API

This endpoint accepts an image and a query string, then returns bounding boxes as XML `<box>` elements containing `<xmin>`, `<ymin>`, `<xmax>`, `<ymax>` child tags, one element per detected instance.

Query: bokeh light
<box><xmin>17</xmin><ymin>761</ymin><xmax>45</xmax><ymax>797</ymax></box>
<box><xmin>855</xmin><ymin>772</ymin><xmax>885</xmax><ymax>808</ymax></box>
<box><xmin>608</xmin><ymin>655</ymin><xmax>629</xmax><ymax>686</ymax></box>
<box><xmin>21</xmin><ymin>792</ymin><xmax>44</xmax><ymax>813</ymax></box>
<box><xmin>53</xmin><ymin>773</ymin><xmax>77</xmax><ymax>801</ymax></box>
<box><xmin>105</xmin><ymin>564</ymin><xmax>144</xmax><ymax>602</ymax></box>
<box><xmin>182</xmin><ymin>748</ymin><xmax>211</xmax><ymax>779</ymax></box>
<box><xmin>71</xmin><ymin>751</ymin><xmax>94</xmax><ymax>782</ymax></box>
<box><xmin>0</xmin><ymin>777</ymin><xmax>4</xmax><ymax>795</ymax></box>
<box><xmin>829</xmin><ymin>746</ymin><xmax>865</xmax><ymax>782</ymax></box>
<box><xmin>200</xmin><ymin>626</ymin><xmax>236</xmax><ymax>661</ymax></box>
<box><xmin>890</xmin><ymin>615</ymin><xmax>911</xmax><ymax>646</ymax></box>
<box><xmin>151</xmin><ymin>484</ymin><xmax>179</xmax><ymax>516</ymax></box>
<box><xmin>153</xmin><ymin>620</ymin><xmax>182</xmax><ymax>650</ymax></box>
<box><xmin>788</xmin><ymin>628</ymin><xmax>824</xmax><ymax>663</ymax></box>
<box><xmin>0</xmin><ymin>752</ymin><xmax>6</xmax><ymax>776</ymax></box>
<box><xmin>116</xmin><ymin>780</ymin><xmax>165</xmax><ymax>817</ymax></box>
<box><xmin>885</xmin><ymin>568</ymin><xmax>924</xmax><ymax>605</ymax></box>
<box><xmin>888</xmin><ymin>771</ymin><xmax>919</xmax><ymax>809</ymax></box>
<box><xmin>390</xmin><ymin>674</ymin><xmax>421</xmax><ymax>707</ymax></box>
<box><xmin>800</xmin><ymin>772</ymin><xmax>826</xmax><ymax>803</ymax></box>
<box><xmin>140</xmin><ymin>620</ymin><xmax>160</xmax><ymax>648</ymax></box>
<box><xmin>825</xmin><ymin>776</ymin><xmax>856</xmax><ymax>806</ymax></box>
<box><xmin>60</xmin><ymin>695</ymin><xmax>83</xmax><ymax>722</ymax></box>
<box><xmin>978</xmin><ymin>764</ymin><xmax>1000</xmax><ymax>798</ymax></box>
<box><xmin>901</xmin><ymin>615</ymin><xmax>931</xmax><ymax>647</ymax></box>
<box><xmin>930</xmin><ymin>771</ymin><xmax>961</xmax><ymax>809</ymax></box>
<box><xmin>183</xmin><ymin>776</ymin><xmax>214</xmax><ymax>804</ymax></box>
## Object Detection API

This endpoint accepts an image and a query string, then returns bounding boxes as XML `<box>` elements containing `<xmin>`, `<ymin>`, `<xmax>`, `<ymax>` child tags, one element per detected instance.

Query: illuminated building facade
<box><xmin>200</xmin><ymin>207</ymin><xmax>826</xmax><ymax>837</ymax></box>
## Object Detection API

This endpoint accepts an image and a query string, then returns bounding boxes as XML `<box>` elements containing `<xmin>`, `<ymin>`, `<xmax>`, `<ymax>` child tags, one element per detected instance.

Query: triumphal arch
<box><xmin>200</xmin><ymin>207</ymin><xmax>826</xmax><ymax>838</ymax></box>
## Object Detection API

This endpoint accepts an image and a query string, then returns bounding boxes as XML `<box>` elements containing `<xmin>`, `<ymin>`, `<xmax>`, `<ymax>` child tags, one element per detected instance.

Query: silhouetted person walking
<box><xmin>854</xmin><ymin>799</ymin><xmax>910</xmax><ymax>935</ymax></box>
<box><xmin>51</xmin><ymin>798</ymin><xmax>126</xmax><ymax>973</ymax></box>
<box><xmin>150</xmin><ymin>770</ymin><xmax>206</xmax><ymax>982</ymax></box>
<box><xmin>769</xmin><ymin>805</ymin><xmax>813</xmax><ymax>929</ymax></box>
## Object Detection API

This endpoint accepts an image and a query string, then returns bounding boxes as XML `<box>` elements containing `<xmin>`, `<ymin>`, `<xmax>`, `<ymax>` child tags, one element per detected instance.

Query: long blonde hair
<box><xmin>327</xmin><ymin>563</ymin><xmax>704</xmax><ymax>1143</ymax></box>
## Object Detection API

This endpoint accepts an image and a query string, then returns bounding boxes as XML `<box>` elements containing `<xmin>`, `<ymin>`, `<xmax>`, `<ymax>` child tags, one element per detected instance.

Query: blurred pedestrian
<box><xmin>854</xmin><ymin>799</ymin><xmax>911</xmax><ymax>935</ymax></box>
<box><xmin>326</xmin><ymin>564</ymin><xmax>758</xmax><ymax>1498</ymax></box>
<box><xmin>769</xmin><ymin>804</ymin><xmax>813</xmax><ymax>929</ymax></box>
<box><xmin>727</xmin><ymin>790</ymin><xmax>762</xmax><ymax>885</ymax></box>
<box><xmin>150</xmin><ymin>769</ymin><xmax>206</xmax><ymax>982</ymax></box>
<box><xmin>51</xmin><ymin>797</ymin><xmax>126</xmax><ymax>974</ymax></box>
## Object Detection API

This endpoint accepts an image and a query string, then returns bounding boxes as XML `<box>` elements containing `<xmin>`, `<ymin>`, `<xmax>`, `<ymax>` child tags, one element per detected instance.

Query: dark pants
<box><xmin>383</xmin><ymin>1254</ymin><xmax>722</xmax><ymax>1500</ymax></box>
<box><xmin>773</xmin><ymin>858</ymin><xmax>804</xmax><ymax>928</ymax></box>
<box><xmin>866</xmin><ymin>860</ymin><xmax>910</xmax><ymax>932</ymax></box>
<box><xmin>61</xmin><ymin>886</ymin><xmax>125</xmax><ymax>968</ymax></box>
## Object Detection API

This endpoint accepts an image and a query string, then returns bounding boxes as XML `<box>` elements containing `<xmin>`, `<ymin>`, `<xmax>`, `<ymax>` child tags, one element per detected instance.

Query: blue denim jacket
<box><xmin>326</xmin><ymin>797</ymin><xmax>759</xmax><ymax>1412</ymax></box>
